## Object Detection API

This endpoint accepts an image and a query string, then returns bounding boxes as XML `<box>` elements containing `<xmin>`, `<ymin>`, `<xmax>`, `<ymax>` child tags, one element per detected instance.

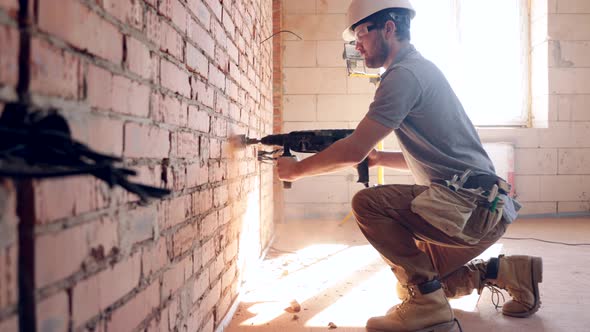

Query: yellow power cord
<box><xmin>340</xmin><ymin>141</ymin><xmax>385</xmax><ymax>225</ymax></box>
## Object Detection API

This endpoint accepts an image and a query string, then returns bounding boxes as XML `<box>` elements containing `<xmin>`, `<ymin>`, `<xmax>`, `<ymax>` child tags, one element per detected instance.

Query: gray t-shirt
<box><xmin>367</xmin><ymin>44</ymin><xmax>495</xmax><ymax>185</ymax></box>
<box><xmin>366</xmin><ymin>44</ymin><xmax>520</xmax><ymax>222</ymax></box>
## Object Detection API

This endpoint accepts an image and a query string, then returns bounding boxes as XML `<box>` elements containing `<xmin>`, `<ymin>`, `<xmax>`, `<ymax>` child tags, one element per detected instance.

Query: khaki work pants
<box><xmin>351</xmin><ymin>184</ymin><xmax>507</xmax><ymax>288</ymax></box>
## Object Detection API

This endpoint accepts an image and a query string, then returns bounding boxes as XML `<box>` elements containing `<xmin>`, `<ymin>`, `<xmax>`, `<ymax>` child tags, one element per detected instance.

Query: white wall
<box><xmin>280</xmin><ymin>0</ymin><xmax>590</xmax><ymax>220</ymax></box>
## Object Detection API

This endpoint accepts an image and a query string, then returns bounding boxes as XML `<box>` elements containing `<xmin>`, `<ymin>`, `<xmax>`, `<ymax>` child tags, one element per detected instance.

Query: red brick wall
<box><xmin>271</xmin><ymin>0</ymin><xmax>284</xmax><ymax>224</ymax></box>
<box><xmin>0</xmin><ymin>0</ymin><xmax>274</xmax><ymax>331</ymax></box>
<box><xmin>0</xmin><ymin>1</ymin><xmax>19</xmax><ymax>331</ymax></box>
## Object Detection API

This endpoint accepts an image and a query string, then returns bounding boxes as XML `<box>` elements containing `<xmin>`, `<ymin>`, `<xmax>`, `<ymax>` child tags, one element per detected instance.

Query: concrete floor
<box><xmin>226</xmin><ymin>217</ymin><xmax>590</xmax><ymax>332</ymax></box>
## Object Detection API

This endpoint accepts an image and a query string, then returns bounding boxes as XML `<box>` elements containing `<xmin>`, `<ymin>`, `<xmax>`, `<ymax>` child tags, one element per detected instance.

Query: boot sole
<box><xmin>502</xmin><ymin>256</ymin><xmax>543</xmax><ymax>318</ymax></box>
<box><xmin>366</xmin><ymin>319</ymin><xmax>459</xmax><ymax>332</ymax></box>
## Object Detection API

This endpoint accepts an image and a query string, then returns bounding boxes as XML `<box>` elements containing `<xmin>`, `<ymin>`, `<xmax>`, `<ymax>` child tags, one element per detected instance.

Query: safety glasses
<box><xmin>354</xmin><ymin>24</ymin><xmax>380</xmax><ymax>40</ymax></box>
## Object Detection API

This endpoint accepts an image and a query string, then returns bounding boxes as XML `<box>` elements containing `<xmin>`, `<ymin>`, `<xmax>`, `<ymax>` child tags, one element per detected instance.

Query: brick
<box><xmin>30</xmin><ymin>38</ymin><xmax>80</xmax><ymax>99</ymax></box>
<box><xmin>68</xmin><ymin>114</ymin><xmax>124</xmax><ymax>156</ymax></box>
<box><xmin>200</xmin><ymin>212</ymin><xmax>217</xmax><ymax>239</ymax></box>
<box><xmin>159</xmin><ymin>0</ymin><xmax>188</xmax><ymax>32</ymax></box>
<box><xmin>211</xmin><ymin>19</ymin><xmax>227</xmax><ymax>49</ymax></box>
<box><xmin>195</xmin><ymin>80</ymin><xmax>214</xmax><ymax>108</ymax></box>
<box><xmin>170</xmin><ymin>164</ymin><xmax>187</xmax><ymax>191</ymax></box>
<box><xmin>142</xmin><ymin>237</ymin><xmax>168</xmax><ymax>277</ymax></box>
<box><xmin>186</xmin><ymin>43</ymin><xmax>209</xmax><ymax>78</ymax></box>
<box><xmin>222</xmin><ymin>9</ymin><xmax>235</xmax><ymax>39</ymax></box>
<box><xmin>107</xmin><ymin>282</ymin><xmax>159</xmax><ymax>332</ymax></box>
<box><xmin>72</xmin><ymin>254</ymin><xmax>140</xmax><ymax>327</ymax></box>
<box><xmin>102</xmin><ymin>0</ymin><xmax>143</xmax><ymax>29</ymax></box>
<box><xmin>187</xmin><ymin>105</ymin><xmax>210</xmax><ymax>133</ymax></box>
<box><xmin>34</xmin><ymin>176</ymin><xmax>104</xmax><ymax>224</ymax></box>
<box><xmin>120</xmin><ymin>206</ymin><xmax>157</xmax><ymax>250</ymax></box>
<box><xmin>192</xmin><ymin>267</ymin><xmax>209</xmax><ymax>302</ymax></box>
<box><xmin>0</xmin><ymin>316</ymin><xmax>17</xmax><ymax>332</ymax></box>
<box><xmin>144</xmin><ymin>0</ymin><xmax>157</xmax><ymax>8</ymax></box>
<box><xmin>87</xmin><ymin>65</ymin><xmax>150</xmax><ymax>117</ymax></box>
<box><xmin>38</xmin><ymin>0</ymin><xmax>123</xmax><ymax>63</ymax></box>
<box><xmin>151</xmin><ymin>92</ymin><xmax>186</xmax><ymax>126</ymax></box>
<box><xmin>187</xmin><ymin>0</ymin><xmax>211</xmax><ymax>28</ymax></box>
<box><xmin>161</xmin><ymin>256</ymin><xmax>190</xmax><ymax>299</ymax></box>
<box><xmin>557</xmin><ymin>94</ymin><xmax>590</xmax><ymax>121</ymax></box>
<box><xmin>160</xmin><ymin>59</ymin><xmax>191</xmax><ymax>97</ymax></box>
<box><xmin>160</xmin><ymin>21</ymin><xmax>184</xmax><ymax>61</ymax></box>
<box><xmin>0</xmin><ymin>0</ymin><xmax>19</xmax><ymax>18</ymax></box>
<box><xmin>171</xmin><ymin>131</ymin><xmax>199</xmax><ymax>158</ymax></box>
<box><xmin>36</xmin><ymin>217</ymin><xmax>118</xmax><ymax>287</ymax></box>
<box><xmin>208</xmin><ymin>161</ymin><xmax>225</xmax><ymax>182</ymax></box>
<box><xmin>558</xmin><ymin>149</ymin><xmax>590</xmax><ymax>174</ymax></box>
<box><xmin>227</xmin><ymin>39</ymin><xmax>239</xmax><ymax>64</ymax></box>
<box><xmin>283</xmin><ymin>41</ymin><xmax>316</xmax><ymax>67</ymax></box>
<box><xmin>550</xmin><ymin>68</ymin><xmax>590</xmax><ymax>94</ymax></box>
<box><xmin>211</xmin><ymin>116</ymin><xmax>227</xmax><ymax>137</ymax></box>
<box><xmin>217</xmin><ymin>290</ymin><xmax>233</xmax><ymax>325</ymax></box>
<box><xmin>228</xmin><ymin>101</ymin><xmax>240</xmax><ymax>121</ymax></box>
<box><xmin>146</xmin><ymin>9</ymin><xmax>161</xmax><ymax>45</ymax></box>
<box><xmin>0</xmin><ymin>246</ymin><xmax>17</xmax><ymax>308</ymax></box>
<box><xmin>36</xmin><ymin>292</ymin><xmax>69</xmax><ymax>332</ymax></box>
<box><xmin>188</xmin><ymin>18</ymin><xmax>215</xmax><ymax>58</ymax></box>
<box><xmin>158</xmin><ymin>195</ymin><xmax>191</xmax><ymax>230</ymax></box>
<box><xmin>213</xmin><ymin>185</ymin><xmax>228</xmax><ymax>207</ymax></box>
<box><xmin>283</xmin><ymin>95</ymin><xmax>317</xmax><ymax>121</ymax></box>
<box><xmin>123</xmin><ymin>122</ymin><xmax>170</xmax><ymax>158</ymax></box>
<box><xmin>208</xmin><ymin>63</ymin><xmax>225</xmax><ymax>90</ymax></box>
<box><xmin>549</xmin><ymin>14</ymin><xmax>590</xmax><ymax>40</ymax></box>
<box><xmin>0</xmin><ymin>25</ymin><xmax>18</xmax><ymax>87</ymax></box>
<box><xmin>209</xmin><ymin>138</ymin><xmax>221</xmax><ymax>159</ymax></box>
<box><xmin>514</xmin><ymin>148</ymin><xmax>558</xmax><ymax>175</ymax></box>
<box><xmin>132</xmin><ymin>164</ymin><xmax>165</xmax><ymax>189</ymax></box>
<box><xmin>172</xmin><ymin>223</ymin><xmax>197</xmax><ymax>257</ymax></box>
<box><xmin>193</xmin><ymin>189</ymin><xmax>213</xmax><ymax>215</ymax></box>
<box><xmin>186</xmin><ymin>163</ymin><xmax>208</xmax><ymax>188</ymax></box>
<box><xmin>283</xmin><ymin>0</ymin><xmax>315</xmax><ymax>14</ymax></box>
<box><xmin>200</xmin><ymin>238</ymin><xmax>215</xmax><ymax>266</ymax></box>
<box><xmin>224</xmin><ymin>238</ymin><xmax>238</xmax><ymax>264</ymax></box>
<box><xmin>557</xmin><ymin>0</ymin><xmax>590</xmax><ymax>13</ymax></box>
<box><xmin>199</xmin><ymin>281</ymin><xmax>220</xmax><ymax>319</ymax></box>
<box><xmin>126</xmin><ymin>37</ymin><xmax>156</xmax><ymax>80</ymax></box>
<box><xmin>317</xmin><ymin>94</ymin><xmax>372</xmax><ymax>121</ymax></box>
<box><xmin>203</xmin><ymin>0</ymin><xmax>222</xmax><ymax>21</ymax></box>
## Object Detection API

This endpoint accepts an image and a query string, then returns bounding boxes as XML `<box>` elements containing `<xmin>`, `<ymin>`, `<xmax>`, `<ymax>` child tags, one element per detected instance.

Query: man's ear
<box><xmin>385</xmin><ymin>20</ymin><xmax>397</xmax><ymax>38</ymax></box>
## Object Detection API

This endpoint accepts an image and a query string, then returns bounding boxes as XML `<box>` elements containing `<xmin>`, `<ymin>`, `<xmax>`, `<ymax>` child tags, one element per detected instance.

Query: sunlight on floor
<box><xmin>236</xmin><ymin>241</ymin><xmax>503</xmax><ymax>328</ymax></box>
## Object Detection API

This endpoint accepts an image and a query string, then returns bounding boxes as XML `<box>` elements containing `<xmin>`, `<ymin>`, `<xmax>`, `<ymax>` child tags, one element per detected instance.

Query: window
<box><xmin>411</xmin><ymin>0</ymin><xmax>530</xmax><ymax>126</ymax></box>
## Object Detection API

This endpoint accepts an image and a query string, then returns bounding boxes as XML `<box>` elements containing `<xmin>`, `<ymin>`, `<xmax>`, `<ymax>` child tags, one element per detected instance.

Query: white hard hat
<box><xmin>342</xmin><ymin>0</ymin><xmax>416</xmax><ymax>41</ymax></box>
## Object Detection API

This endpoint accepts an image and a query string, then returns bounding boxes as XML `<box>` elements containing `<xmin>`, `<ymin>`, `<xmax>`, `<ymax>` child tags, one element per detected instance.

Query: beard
<box><xmin>364</xmin><ymin>37</ymin><xmax>390</xmax><ymax>68</ymax></box>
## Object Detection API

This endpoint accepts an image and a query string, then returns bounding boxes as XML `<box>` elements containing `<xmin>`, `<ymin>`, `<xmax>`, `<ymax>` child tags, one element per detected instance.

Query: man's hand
<box><xmin>277</xmin><ymin>156</ymin><xmax>300</xmax><ymax>182</ymax></box>
<box><xmin>367</xmin><ymin>149</ymin><xmax>381</xmax><ymax>168</ymax></box>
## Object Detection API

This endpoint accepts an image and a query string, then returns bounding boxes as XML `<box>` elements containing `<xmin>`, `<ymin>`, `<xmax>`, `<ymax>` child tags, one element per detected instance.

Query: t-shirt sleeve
<box><xmin>367</xmin><ymin>67</ymin><xmax>422</xmax><ymax>129</ymax></box>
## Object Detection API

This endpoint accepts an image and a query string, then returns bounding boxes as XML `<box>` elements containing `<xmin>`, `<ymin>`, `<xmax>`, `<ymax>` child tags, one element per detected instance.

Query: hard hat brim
<box><xmin>342</xmin><ymin>27</ymin><xmax>356</xmax><ymax>42</ymax></box>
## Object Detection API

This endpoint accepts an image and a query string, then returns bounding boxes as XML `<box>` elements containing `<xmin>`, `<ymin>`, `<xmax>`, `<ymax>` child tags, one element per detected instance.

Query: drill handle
<box><xmin>356</xmin><ymin>158</ymin><xmax>370</xmax><ymax>188</ymax></box>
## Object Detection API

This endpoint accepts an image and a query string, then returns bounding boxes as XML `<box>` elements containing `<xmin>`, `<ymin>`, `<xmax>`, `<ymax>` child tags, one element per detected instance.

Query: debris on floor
<box><xmin>285</xmin><ymin>299</ymin><xmax>301</xmax><ymax>313</ymax></box>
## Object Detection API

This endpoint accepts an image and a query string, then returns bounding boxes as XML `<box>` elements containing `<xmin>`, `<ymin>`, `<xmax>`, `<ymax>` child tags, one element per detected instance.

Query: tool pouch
<box><xmin>410</xmin><ymin>182</ymin><xmax>504</xmax><ymax>244</ymax></box>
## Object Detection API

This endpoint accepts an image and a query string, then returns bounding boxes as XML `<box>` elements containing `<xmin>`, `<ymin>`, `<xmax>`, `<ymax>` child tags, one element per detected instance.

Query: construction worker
<box><xmin>277</xmin><ymin>0</ymin><xmax>542</xmax><ymax>331</ymax></box>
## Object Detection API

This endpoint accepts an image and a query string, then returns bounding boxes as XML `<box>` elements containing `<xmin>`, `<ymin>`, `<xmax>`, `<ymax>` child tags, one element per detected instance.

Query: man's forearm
<box><xmin>376</xmin><ymin>151</ymin><xmax>409</xmax><ymax>171</ymax></box>
<box><xmin>294</xmin><ymin>137</ymin><xmax>365</xmax><ymax>178</ymax></box>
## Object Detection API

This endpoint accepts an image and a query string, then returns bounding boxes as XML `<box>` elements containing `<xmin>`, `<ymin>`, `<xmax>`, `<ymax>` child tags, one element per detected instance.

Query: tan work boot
<box><xmin>368</xmin><ymin>280</ymin><xmax>457</xmax><ymax>332</ymax></box>
<box><xmin>485</xmin><ymin>255</ymin><xmax>543</xmax><ymax>318</ymax></box>
<box><xmin>394</xmin><ymin>259</ymin><xmax>486</xmax><ymax>303</ymax></box>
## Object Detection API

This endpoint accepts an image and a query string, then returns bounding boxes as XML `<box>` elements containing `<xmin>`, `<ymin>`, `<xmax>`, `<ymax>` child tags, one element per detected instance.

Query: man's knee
<box><xmin>351</xmin><ymin>188</ymin><xmax>374</xmax><ymax>217</ymax></box>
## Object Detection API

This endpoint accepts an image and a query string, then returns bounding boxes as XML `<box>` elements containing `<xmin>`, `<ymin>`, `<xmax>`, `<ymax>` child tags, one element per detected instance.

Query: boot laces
<box><xmin>397</xmin><ymin>286</ymin><xmax>416</xmax><ymax>313</ymax></box>
<box><xmin>484</xmin><ymin>284</ymin><xmax>506</xmax><ymax>310</ymax></box>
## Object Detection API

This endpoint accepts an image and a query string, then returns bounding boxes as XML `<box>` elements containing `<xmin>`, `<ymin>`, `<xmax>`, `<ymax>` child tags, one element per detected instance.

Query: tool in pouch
<box><xmin>410</xmin><ymin>169</ymin><xmax>505</xmax><ymax>245</ymax></box>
